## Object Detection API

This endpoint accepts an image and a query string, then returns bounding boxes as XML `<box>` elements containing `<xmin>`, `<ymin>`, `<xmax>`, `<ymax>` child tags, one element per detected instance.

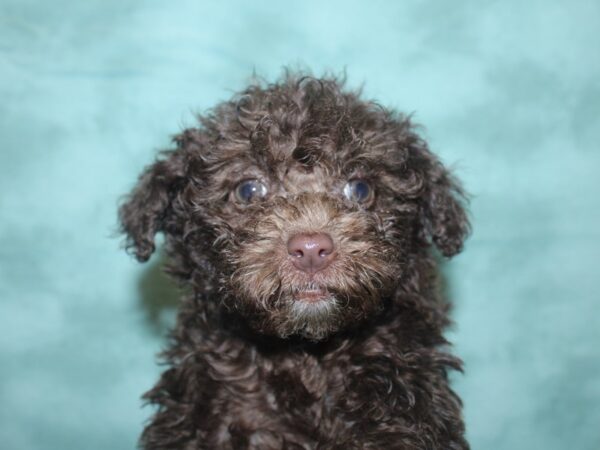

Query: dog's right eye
<box><xmin>234</xmin><ymin>180</ymin><xmax>268</xmax><ymax>203</ymax></box>
<box><xmin>343</xmin><ymin>179</ymin><xmax>373</xmax><ymax>204</ymax></box>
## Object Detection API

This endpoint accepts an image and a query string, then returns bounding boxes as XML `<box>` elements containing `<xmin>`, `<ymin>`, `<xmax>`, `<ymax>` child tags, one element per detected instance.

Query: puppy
<box><xmin>120</xmin><ymin>73</ymin><xmax>470</xmax><ymax>449</ymax></box>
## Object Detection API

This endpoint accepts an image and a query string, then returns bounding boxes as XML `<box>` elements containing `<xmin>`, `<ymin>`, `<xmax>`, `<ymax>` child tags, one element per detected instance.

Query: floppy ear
<box><xmin>418</xmin><ymin>152</ymin><xmax>471</xmax><ymax>258</ymax></box>
<box><xmin>119</xmin><ymin>149</ymin><xmax>187</xmax><ymax>262</ymax></box>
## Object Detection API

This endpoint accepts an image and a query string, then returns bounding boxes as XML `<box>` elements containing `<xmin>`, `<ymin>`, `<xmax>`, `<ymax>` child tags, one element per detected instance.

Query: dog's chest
<box><xmin>263</xmin><ymin>354</ymin><xmax>346</xmax><ymax>422</ymax></box>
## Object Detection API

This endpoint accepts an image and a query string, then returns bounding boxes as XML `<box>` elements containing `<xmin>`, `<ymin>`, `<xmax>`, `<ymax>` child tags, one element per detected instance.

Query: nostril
<box><xmin>292</xmin><ymin>250</ymin><xmax>304</xmax><ymax>258</ymax></box>
<box><xmin>318</xmin><ymin>248</ymin><xmax>331</xmax><ymax>257</ymax></box>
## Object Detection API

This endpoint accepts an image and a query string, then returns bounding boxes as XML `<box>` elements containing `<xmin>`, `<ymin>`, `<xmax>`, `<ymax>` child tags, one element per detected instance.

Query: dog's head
<box><xmin>120</xmin><ymin>74</ymin><xmax>469</xmax><ymax>340</ymax></box>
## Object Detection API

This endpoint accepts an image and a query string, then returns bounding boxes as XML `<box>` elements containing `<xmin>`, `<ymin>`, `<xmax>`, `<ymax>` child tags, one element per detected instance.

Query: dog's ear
<box><xmin>416</xmin><ymin>147</ymin><xmax>471</xmax><ymax>258</ymax></box>
<box><xmin>119</xmin><ymin>148</ymin><xmax>188</xmax><ymax>262</ymax></box>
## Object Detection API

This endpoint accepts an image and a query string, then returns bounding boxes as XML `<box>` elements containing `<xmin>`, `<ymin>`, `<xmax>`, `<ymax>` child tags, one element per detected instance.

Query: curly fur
<box><xmin>120</xmin><ymin>71</ymin><xmax>471</xmax><ymax>449</ymax></box>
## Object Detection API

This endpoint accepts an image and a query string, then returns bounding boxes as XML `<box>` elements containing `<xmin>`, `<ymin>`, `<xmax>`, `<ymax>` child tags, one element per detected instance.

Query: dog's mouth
<box><xmin>292</xmin><ymin>283</ymin><xmax>330</xmax><ymax>303</ymax></box>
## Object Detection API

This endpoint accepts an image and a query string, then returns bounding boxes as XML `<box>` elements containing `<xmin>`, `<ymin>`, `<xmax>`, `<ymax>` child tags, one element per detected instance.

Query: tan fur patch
<box><xmin>226</xmin><ymin>193</ymin><xmax>401</xmax><ymax>339</ymax></box>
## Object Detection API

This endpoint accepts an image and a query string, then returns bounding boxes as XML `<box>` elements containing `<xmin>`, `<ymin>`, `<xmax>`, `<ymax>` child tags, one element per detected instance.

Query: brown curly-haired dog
<box><xmin>120</xmin><ymin>72</ymin><xmax>471</xmax><ymax>449</ymax></box>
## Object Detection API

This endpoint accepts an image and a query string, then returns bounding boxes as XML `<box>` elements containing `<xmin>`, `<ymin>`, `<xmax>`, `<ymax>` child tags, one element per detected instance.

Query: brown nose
<box><xmin>287</xmin><ymin>233</ymin><xmax>335</xmax><ymax>274</ymax></box>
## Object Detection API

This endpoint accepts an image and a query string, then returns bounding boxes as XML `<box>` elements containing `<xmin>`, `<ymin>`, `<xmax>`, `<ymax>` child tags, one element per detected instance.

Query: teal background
<box><xmin>1</xmin><ymin>0</ymin><xmax>599</xmax><ymax>448</ymax></box>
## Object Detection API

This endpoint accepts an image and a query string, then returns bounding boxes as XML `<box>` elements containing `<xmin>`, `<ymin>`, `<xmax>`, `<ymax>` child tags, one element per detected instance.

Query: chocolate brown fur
<box><xmin>120</xmin><ymin>72</ymin><xmax>471</xmax><ymax>449</ymax></box>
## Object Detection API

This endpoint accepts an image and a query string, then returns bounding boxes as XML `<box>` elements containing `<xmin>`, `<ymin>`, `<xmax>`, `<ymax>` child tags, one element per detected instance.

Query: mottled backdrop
<box><xmin>1</xmin><ymin>1</ymin><xmax>598</xmax><ymax>449</ymax></box>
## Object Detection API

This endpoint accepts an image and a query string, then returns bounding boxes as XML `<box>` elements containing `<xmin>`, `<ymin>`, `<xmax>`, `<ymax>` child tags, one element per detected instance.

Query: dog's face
<box><xmin>120</xmin><ymin>76</ymin><xmax>469</xmax><ymax>340</ymax></box>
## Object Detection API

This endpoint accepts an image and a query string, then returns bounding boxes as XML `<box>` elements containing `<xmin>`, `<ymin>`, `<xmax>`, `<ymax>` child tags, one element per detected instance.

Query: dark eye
<box><xmin>234</xmin><ymin>179</ymin><xmax>268</xmax><ymax>203</ymax></box>
<box><xmin>343</xmin><ymin>179</ymin><xmax>373</xmax><ymax>203</ymax></box>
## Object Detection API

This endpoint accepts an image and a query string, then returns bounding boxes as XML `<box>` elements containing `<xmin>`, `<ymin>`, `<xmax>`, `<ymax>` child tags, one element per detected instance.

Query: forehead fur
<box><xmin>213</xmin><ymin>75</ymin><xmax>414</xmax><ymax>163</ymax></box>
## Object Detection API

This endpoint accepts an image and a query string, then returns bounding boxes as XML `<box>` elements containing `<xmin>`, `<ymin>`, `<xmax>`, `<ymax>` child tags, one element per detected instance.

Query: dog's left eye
<box><xmin>343</xmin><ymin>180</ymin><xmax>373</xmax><ymax>203</ymax></box>
<box><xmin>234</xmin><ymin>179</ymin><xmax>268</xmax><ymax>203</ymax></box>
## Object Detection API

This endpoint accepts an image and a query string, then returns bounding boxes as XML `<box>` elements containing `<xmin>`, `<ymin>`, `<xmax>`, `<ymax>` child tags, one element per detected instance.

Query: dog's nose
<box><xmin>287</xmin><ymin>233</ymin><xmax>335</xmax><ymax>274</ymax></box>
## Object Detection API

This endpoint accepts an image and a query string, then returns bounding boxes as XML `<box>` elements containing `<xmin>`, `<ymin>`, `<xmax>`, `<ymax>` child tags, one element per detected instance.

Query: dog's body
<box><xmin>120</xmin><ymin>73</ymin><xmax>470</xmax><ymax>449</ymax></box>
